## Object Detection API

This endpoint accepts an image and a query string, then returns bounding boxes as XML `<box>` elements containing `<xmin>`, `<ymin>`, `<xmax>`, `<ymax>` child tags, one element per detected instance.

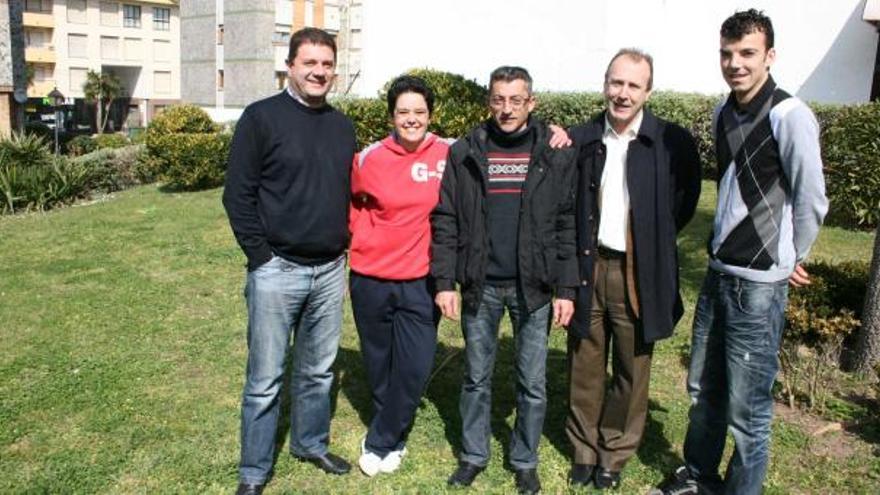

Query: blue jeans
<box><xmin>238</xmin><ymin>254</ymin><xmax>346</xmax><ymax>484</ymax></box>
<box><xmin>460</xmin><ymin>285</ymin><xmax>551</xmax><ymax>469</ymax></box>
<box><xmin>683</xmin><ymin>268</ymin><xmax>789</xmax><ymax>495</ymax></box>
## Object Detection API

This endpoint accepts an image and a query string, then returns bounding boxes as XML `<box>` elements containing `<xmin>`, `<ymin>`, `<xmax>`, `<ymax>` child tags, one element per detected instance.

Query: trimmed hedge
<box><xmin>144</xmin><ymin>105</ymin><xmax>230</xmax><ymax>190</ymax></box>
<box><xmin>71</xmin><ymin>144</ymin><xmax>148</xmax><ymax>193</ymax></box>
<box><xmin>94</xmin><ymin>133</ymin><xmax>130</xmax><ymax>150</ymax></box>
<box><xmin>335</xmin><ymin>73</ymin><xmax>879</xmax><ymax>229</ymax></box>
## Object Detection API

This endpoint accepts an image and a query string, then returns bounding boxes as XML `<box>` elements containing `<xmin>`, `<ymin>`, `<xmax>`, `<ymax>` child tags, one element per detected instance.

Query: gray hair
<box><xmin>489</xmin><ymin>66</ymin><xmax>533</xmax><ymax>95</ymax></box>
<box><xmin>605</xmin><ymin>48</ymin><xmax>654</xmax><ymax>90</ymax></box>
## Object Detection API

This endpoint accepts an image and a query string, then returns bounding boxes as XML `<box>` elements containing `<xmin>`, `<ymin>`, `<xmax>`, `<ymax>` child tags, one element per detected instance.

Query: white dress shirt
<box><xmin>597</xmin><ymin>111</ymin><xmax>643</xmax><ymax>252</ymax></box>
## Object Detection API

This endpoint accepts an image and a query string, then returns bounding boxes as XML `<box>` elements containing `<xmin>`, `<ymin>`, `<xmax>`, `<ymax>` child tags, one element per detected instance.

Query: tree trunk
<box><xmin>852</xmin><ymin>224</ymin><xmax>880</xmax><ymax>376</ymax></box>
<box><xmin>100</xmin><ymin>99</ymin><xmax>113</xmax><ymax>133</ymax></box>
<box><xmin>95</xmin><ymin>101</ymin><xmax>103</xmax><ymax>134</ymax></box>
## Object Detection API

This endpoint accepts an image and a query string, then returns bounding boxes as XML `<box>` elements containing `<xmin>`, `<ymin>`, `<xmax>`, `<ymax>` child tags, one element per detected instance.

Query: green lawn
<box><xmin>1</xmin><ymin>183</ymin><xmax>878</xmax><ymax>493</ymax></box>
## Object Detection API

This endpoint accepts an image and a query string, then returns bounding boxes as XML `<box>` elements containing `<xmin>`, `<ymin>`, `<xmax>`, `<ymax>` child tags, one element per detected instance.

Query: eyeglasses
<box><xmin>489</xmin><ymin>95</ymin><xmax>532</xmax><ymax>110</ymax></box>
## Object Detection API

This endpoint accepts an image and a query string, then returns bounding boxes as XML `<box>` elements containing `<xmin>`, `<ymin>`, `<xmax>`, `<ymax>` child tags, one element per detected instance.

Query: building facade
<box><xmin>1</xmin><ymin>1</ymin><xmax>27</xmax><ymax>135</ymax></box>
<box><xmin>21</xmin><ymin>0</ymin><xmax>180</xmax><ymax>130</ymax></box>
<box><xmin>180</xmin><ymin>0</ymin><xmax>363</xmax><ymax>121</ymax></box>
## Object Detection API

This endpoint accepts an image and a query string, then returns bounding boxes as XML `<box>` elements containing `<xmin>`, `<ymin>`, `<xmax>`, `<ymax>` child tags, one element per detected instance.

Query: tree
<box><xmin>82</xmin><ymin>70</ymin><xmax>123</xmax><ymax>134</ymax></box>
<box><xmin>852</xmin><ymin>224</ymin><xmax>880</xmax><ymax>376</ymax></box>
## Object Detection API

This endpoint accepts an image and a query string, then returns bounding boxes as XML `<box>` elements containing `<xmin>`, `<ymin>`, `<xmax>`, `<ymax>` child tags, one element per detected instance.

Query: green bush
<box><xmin>0</xmin><ymin>154</ymin><xmax>94</xmax><ymax>214</ymax></box>
<box><xmin>144</xmin><ymin>105</ymin><xmax>227</xmax><ymax>190</ymax></box>
<box><xmin>818</xmin><ymin>101</ymin><xmax>880</xmax><ymax>229</ymax></box>
<box><xmin>72</xmin><ymin>144</ymin><xmax>148</xmax><ymax>192</ymax></box>
<box><xmin>333</xmin><ymin>97</ymin><xmax>387</xmax><ymax>149</ymax></box>
<box><xmin>67</xmin><ymin>135</ymin><xmax>97</xmax><ymax>157</ymax></box>
<box><xmin>94</xmin><ymin>132</ymin><xmax>130</xmax><ymax>150</ymax></box>
<box><xmin>780</xmin><ymin>260</ymin><xmax>869</xmax><ymax>412</ymax></box>
<box><xmin>0</xmin><ymin>132</ymin><xmax>53</xmax><ymax>170</ymax></box>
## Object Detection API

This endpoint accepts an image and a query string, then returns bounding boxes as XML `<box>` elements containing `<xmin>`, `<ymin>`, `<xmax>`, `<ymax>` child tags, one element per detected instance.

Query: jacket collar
<box><xmin>583</xmin><ymin>108</ymin><xmax>659</xmax><ymax>146</ymax></box>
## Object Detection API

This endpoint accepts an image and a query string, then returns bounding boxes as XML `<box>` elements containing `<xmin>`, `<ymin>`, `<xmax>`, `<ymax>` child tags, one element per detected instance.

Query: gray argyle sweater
<box><xmin>709</xmin><ymin>76</ymin><xmax>828</xmax><ymax>283</ymax></box>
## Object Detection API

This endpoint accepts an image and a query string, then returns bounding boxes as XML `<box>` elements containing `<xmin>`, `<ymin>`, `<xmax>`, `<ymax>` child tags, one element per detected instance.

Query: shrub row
<box><xmin>335</xmin><ymin>69</ymin><xmax>879</xmax><ymax>229</ymax></box>
<box><xmin>0</xmin><ymin>132</ymin><xmax>148</xmax><ymax>214</ymax></box>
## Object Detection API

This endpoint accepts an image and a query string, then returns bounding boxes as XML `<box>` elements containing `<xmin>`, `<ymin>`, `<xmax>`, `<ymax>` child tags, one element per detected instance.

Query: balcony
<box><xmin>22</xmin><ymin>12</ymin><xmax>54</xmax><ymax>28</ymax></box>
<box><xmin>25</xmin><ymin>46</ymin><xmax>56</xmax><ymax>64</ymax></box>
<box><xmin>28</xmin><ymin>80</ymin><xmax>57</xmax><ymax>98</ymax></box>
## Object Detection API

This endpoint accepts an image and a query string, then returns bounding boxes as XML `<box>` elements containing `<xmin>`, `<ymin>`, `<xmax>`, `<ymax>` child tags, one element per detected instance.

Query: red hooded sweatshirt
<box><xmin>349</xmin><ymin>132</ymin><xmax>452</xmax><ymax>280</ymax></box>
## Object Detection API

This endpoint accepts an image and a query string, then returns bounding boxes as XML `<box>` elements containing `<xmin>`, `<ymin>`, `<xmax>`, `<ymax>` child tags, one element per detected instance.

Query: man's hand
<box><xmin>548</xmin><ymin>124</ymin><xmax>572</xmax><ymax>148</ymax></box>
<box><xmin>789</xmin><ymin>263</ymin><xmax>811</xmax><ymax>288</ymax></box>
<box><xmin>435</xmin><ymin>290</ymin><xmax>460</xmax><ymax>321</ymax></box>
<box><xmin>552</xmin><ymin>298</ymin><xmax>574</xmax><ymax>327</ymax></box>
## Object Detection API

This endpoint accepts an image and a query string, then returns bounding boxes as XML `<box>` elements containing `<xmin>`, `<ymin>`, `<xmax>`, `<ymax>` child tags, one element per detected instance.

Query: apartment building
<box><xmin>181</xmin><ymin>0</ymin><xmax>363</xmax><ymax>121</ymax></box>
<box><xmin>22</xmin><ymin>0</ymin><xmax>180</xmax><ymax>130</ymax></box>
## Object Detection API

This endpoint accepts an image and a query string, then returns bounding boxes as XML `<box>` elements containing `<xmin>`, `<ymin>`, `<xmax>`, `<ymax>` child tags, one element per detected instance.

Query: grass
<box><xmin>1</xmin><ymin>182</ymin><xmax>878</xmax><ymax>493</ymax></box>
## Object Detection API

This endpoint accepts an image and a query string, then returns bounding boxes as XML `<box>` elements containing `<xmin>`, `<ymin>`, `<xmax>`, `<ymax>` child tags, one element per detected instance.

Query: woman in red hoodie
<box><xmin>349</xmin><ymin>75</ymin><xmax>452</xmax><ymax>477</ymax></box>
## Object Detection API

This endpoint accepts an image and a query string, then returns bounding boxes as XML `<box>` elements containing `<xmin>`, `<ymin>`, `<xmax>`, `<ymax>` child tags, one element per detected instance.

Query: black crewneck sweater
<box><xmin>485</xmin><ymin>119</ymin><xmax>535</xmax><ymax>285</ymax></box>
<box><xmin>223</xmin><ymin>91</ymin><xmax>356</xmax><ymax>269</ymax></box>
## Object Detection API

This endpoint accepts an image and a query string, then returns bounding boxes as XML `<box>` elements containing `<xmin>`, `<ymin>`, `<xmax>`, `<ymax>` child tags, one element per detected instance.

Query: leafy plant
<box><xmin>780</xmin><ymin>260</ymin><xmax>869</xmax><ymax>412</ymax></box>
<box><xmin>94</xmin><ymin>133</ymin><xmax>130</xmax><ymax>150</ymax></box>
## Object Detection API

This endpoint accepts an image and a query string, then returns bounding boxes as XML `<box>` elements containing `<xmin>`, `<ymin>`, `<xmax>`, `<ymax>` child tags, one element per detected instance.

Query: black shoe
<box><xmin>568</xmin><ymin>463</ymin><xmax>595</xmax><ymax>487</ymax></box>
<box><xmin>594</xmin><ymin>467</ymin><xmax>621</xmax><ymax>489</ymax></box>
<box><xmin>235</xmin><ymin>482</ymin><xmax>264</xmax><ymax>495</ymax></box>
<box><xmin>294</xmin><ymin>451</ymin><xmax>352</xmax><ymax>475</ymax></box>
<box><xmin>647</xmin><ymin>466</ymin><xmax>702</xmax><ymax>495</ymax></box>
<box><xmin>514</xmin><ymin>468</ymin><xmax>541</xmax><ymax>494</ymax></box>
<box><xmin>447</xmin><ymin>461</ymin><xmax>485</xmax><ymax>487</ymax></box>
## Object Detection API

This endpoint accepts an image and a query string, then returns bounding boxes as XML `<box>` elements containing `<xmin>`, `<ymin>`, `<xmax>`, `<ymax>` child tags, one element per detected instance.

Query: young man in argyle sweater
<box><xmin>653</xmin><ymin>9</ymin><xmax>828</xmax><ymax>495</ymax></box>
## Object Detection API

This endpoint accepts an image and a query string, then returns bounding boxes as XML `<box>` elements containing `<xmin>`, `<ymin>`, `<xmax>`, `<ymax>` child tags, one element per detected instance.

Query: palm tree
<box><xmin>82</xmin><ymin>70</ymin><xmax>123</xmax><ymax>134</ymax></box>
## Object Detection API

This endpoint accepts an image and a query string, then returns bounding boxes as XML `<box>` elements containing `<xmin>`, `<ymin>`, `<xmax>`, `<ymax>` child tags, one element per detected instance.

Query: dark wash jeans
<box><xmin>459</xmin><ymin>284</ymin><xmax>551</xmax><ymax>470</ymax></box>
<box><xmin>683</xmin><ymin>268</ymin><xmax>789</xmax><ymax>495</ymax></box>
<box><xmin>238</xmin><ymin>254</ymin><xmax>346</xmax><ymax>485</ymax></box>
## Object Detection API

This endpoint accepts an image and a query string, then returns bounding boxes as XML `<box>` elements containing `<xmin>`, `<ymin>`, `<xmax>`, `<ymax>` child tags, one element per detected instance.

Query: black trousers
<box><xmin>350</xmin><ymin>272</ymin><xmax>440</xmax><ymax>456</ymax></box>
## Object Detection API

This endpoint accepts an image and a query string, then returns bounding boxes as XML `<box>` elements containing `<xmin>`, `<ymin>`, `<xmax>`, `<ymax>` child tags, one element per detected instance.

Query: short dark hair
<box><xmin>287</xmin><ymin>27</ymin><xmax>337</xmax><ymax>63</ymax></box>
<box><xmin>721</xmin><ymin>9</ymin><xmax>774</xmax><ymax>49</ymax></box>
<box><xmin>605</xmin><ymin>48</ymin><xmax>654</xmax><ymax>90</ymax></box>
<box><xmin>386</xmin><ymin>75</ymin><xmax>435</xmax><ymax>116</ymax></box>
<box><xmin>489</xmin><ymin>66</ymin><xmax>533</xmax><ymax>95</ymax></box>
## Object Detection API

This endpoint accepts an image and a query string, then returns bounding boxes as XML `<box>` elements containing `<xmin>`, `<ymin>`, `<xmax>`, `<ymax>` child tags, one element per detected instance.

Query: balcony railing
<box><xmin>25</xmin><ymin>46</ymin><xmax>56</xmax><ymax>63</ymax></box>
<box><xmin>22</xmin><ymin>11</ymin><xmax>54</xmax><ymax>28</ymax></box>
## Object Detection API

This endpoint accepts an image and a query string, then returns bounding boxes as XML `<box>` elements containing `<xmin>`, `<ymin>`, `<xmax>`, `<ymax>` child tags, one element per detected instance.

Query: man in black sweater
<box><xmin>432</xmin><ymin>66</ymin><xmax>578</xmax><ymax>494</ymax></box>
<box><xmin>223</xmin><ymin>28</ymin><xmax>356</xmax><ymax>495</ymax></box>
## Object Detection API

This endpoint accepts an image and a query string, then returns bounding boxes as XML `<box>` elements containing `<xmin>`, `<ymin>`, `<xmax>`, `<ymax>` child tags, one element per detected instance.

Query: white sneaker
<box><xmin>379</xmin><ymin>446</ymin><xmax>407</xmax><ymax>473</ymax></box>
<box><xmin>358</xmin><ymin>440</ymin><xmax>382</xmax><ymax>477</ymax></box>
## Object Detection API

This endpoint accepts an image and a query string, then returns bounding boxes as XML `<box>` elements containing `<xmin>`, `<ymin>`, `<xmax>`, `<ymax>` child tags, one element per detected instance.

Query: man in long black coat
<box><xmin>565</xmin><ymin>49</ymin><xmax>701</xmax><ymax>490</ymax></box>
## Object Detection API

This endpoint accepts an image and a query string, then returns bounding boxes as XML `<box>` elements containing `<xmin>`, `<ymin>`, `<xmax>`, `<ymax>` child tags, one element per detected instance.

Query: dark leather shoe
<box><xmin>514</xmin><ymin>468</ymin><xmax>541</xmax><ymax>494</ymax></box>
<box><xmin>235</xmin><ymin>482</ymin><xmax>264</xmax><ymax>495</ymax></box>
<box><xmin>594</xmin><ymin>466</ymin><xmax>621</xmax><ymax>489</ymax></box>
<box><xmin>447</xmin><ymin>461</ymin><xmax>485</xmax><ymax>487</ymax></box>
<box><xmin>294</xmin><ymin>451</ymin><xmax>352</xmax><ymax>475</ymax></box>
<box><xmin>568</xmin><ymin>463</ymin><xmax>595</xmax><ymax>487</ymax></box>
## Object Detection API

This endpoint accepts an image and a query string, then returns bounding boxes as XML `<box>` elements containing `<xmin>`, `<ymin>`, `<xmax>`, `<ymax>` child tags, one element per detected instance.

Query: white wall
<box><xmin>358</xmin><ymin>0</ymin><xmax>878</xmax><ymax>103</ymax></box>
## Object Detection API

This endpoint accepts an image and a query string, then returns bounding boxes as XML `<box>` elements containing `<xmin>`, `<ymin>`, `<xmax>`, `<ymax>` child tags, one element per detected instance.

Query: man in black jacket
<box><xmin>431</xmin><ymin>66</ymin><xmax>577</xmax><ymax>494</ymax></box>
<box><xmin>565</xmin><ymin>49</ymin><xmax>701</xmax><ymax>490</ymax></box>
<box><xmin>223</xmin><ymin>28</ymin><xmax>356</xmax><ymax>495</ymax></box>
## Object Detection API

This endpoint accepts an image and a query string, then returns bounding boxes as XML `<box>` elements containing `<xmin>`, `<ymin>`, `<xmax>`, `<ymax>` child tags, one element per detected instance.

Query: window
<box><xmin>100</xmin><ymin>2</ymin><xmax>119</xmax><ymax>26</ymax></box>
<box><xmin>124</xmin><ymin>38</ymin><xmax>142</xmax><ymax>61</ymax></box>
<box><xmin>67</xmin><ymin>0</ymin><xmax>88</xmax><ymax>23</ymax></box>
<box><xmin>153</xmin><ymin>40</ymin><xmax>170</xmax><ymax>62</ymax></box>
<box><xmin>33</xmin><ymin>64</ymin><xmax>52</xmax><ymax>82</ymax></box>
<box><xmin>276</xmin><ymin>71</ymin><xmax>286</xmax><ymax>90</ymax></box>
<box><xmin>68</xmin><ymin>34</ymin><xmax>88</xmax><ymax>58</ymax></box>
<box><xmin>70</xmin><ymin>68</ymin><xmax>89</xmax><ymax>93</ymax></box>
<box><xmin>25</xmin><ymin>0</ymin><xmax>51</xmax><ymax>13</ymax></box>
<box><xmin>123</xmin><ymin>5</ymin><xmax>141</xmax><ymax>28</ymax></box>
<box><xmin>153</xmin><ymin>7</ymin><xmax>171</xmax><ymax>31</ymax></box>
<box><xmin>25</xmin><ymin>29</ymin><xmax>51</xmax><ymax>48</ymax></box>
<box><xmin>273</xmin><ymin>24</ymin><xmax>291</xmax><ymax>45</ymax></box>
<box><xmin>101</xmin><ymin>36</ymin><xmax>121</xmax><ymax>59</ymax></box>
<box><xmin>154</xmin><ymin>71</ymin><xmax>171</xmax><ymax>94</ymax></box>
<box><xmin>217</xmin><ymin>25</ymin><xmax>224</xmax><ymax>45</ymax></box>
<box><xmin>217</xmin><ymin>70</ymin><xmax>224</xmax><ymax>91</ymax></box>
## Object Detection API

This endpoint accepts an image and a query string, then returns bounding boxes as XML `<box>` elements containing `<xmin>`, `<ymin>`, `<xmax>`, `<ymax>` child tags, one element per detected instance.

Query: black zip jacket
<box><xmin>430</xmin><ymin>118</ymin><xmax>578</xmax><ymax>313</ymax></box>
